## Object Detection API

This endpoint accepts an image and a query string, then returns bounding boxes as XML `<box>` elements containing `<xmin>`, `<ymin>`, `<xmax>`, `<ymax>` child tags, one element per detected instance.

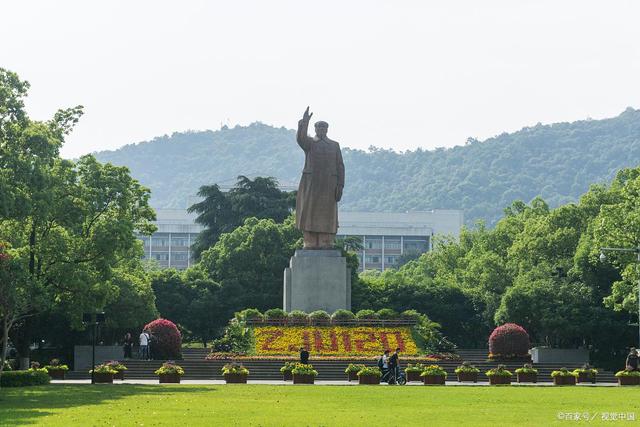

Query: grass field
<box><xmin>1</xmin><ymin>385</ymin><xmax>639</xmax><ymax>426</ymax></box>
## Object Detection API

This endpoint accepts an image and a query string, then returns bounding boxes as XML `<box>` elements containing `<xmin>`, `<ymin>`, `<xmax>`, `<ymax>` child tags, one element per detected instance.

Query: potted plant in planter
<box><xmin>404</xmin><ymin>363</ymin><xmax>425</xmax><ymax>382</ymax></box>
<box><xmin>551</xmin><ymin>368</ymin><xmax>577</xmax><ymax>386</ymax></box>
<box><xmin>90</xmin><ymin>363</ymin><xmax>117</xmax><ymax>384</ymax></box>
<box><xmin>106</xmin><ymin>361</ymin><xmax>128</xmax><ymax>380</ymax></box>
<box><xmin>515</xmin><ymin>364</ymin><xmax>538</xmax><ymax>383</ymax></box>
<box><xmin>420</xmin><ymin>364</ymin><xmax>447</xmax><ymax>385</ymax></box>
<box><xmin>291</xmin><ymin>363</ymin><xmax>318</xmax><ymax>384</ymax></box>
<box><xmin>280</xmin><ymin>362</ymin><xmax>296</xmax><ymax>381</ymax></box>
<box><xmin>455</xmin><ymin>362</ymin><xmax>480</xmax><ymax>383</ymax></box>
<box><xmin>44</xmin><ymin>359</ymin><xmax>69</xmax><ymax>380</ymax></box>
<box><xmin>615</xmin><ymin>369</ymin><xmax>640</xmax><ymax>386</ymax></box>
<box><xmin>573</xmin><ymin>364</ymin><xmax>597</xmax><ymax>384</ymax></box>
<box><xmin>222</xmin><ymin>362</ymin><xmax>249</xmax><ymax>383</ymax></box>
<box><xmin>345</xmin><ymin>364</ymin><xmax>366</xmax><ymax>382</ymax></box>
<box><xmin>485</xmin><ymin>364</ymin><xmax>512</xmax><ymax>385</ymax></box>
<box><xmin>357</xmin><ymin>367</ymin><xmax>382</xmax><ymax>385</ymax></box>
<box><xmin>155</xmin><ymin>361</ymin><xmax>184</xmax><ymax>383</ymax></box>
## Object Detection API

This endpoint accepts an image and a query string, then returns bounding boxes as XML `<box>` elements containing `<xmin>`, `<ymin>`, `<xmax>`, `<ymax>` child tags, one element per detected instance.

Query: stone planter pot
<box><xmin>47</xmin><ymin>369</ymin><xmax>66</xmax><ymax>380</ymax></box>
<box><xmin>618</xmin><ymin>376</ymin><xmax>640</xmax><ymax>386</ymax></box>
<box><xmin>93</xmin><ymin>373</ymin><xmax>114</xmax><ymax>384</ymax></box>
<box><xmin>282</xmin><ymin>371</ymin><xmax>292</xmax><ymax>381</ymax></box>
<box><xmin>358</xmin><ymin>375</ymin><xmax>381</xmax><ymax>385</ymax></box>
<box><xmin>158</xmin><ymin>373</ymin><xmax>181</xmax><ymax>383</ymax></box>
<box><xmin>456</xmin><ymin>372</ymin><xmax>478</xmax><ymax>383</ymax></box>
<box><xmin>406</xmin><ymin>371</ymin><xmax>422</xmax><ymax>382</ymax></box>
<box><xmin>577</xmin><ymin>373</ymin><xmax>596</xmax><ymax>384</ymax></box>
<box><xmin>114</xmin><ymin>370</ymin><xmax>125</xmax><ymax>380</ymax></box>
<box><xmin>516</xmin><ymin>373</ymin><xmax>537</xmax><ymax>383</ymax></box>
<box><xmin>553</xmin><ymin>376</ymin><xmax>576</xmax><ymax>386</ymax></box>
<box><xmin>293</xmin><ymin>374</ymin><xmax>315</xmax><ymax>384</ymax></box>
<box><xmin>347</xmin><ymin>371</ymin><xmax>359</xmax><ymax>381</ymax></box>
<box><xmin>488</xmin><ymin>376</ymin><xmax>511</xmax><ymax>385</ymax></box>
<box><xmin>422</xmin><ymin>375</ymin><xmax>446</xmax><ymax>385</ymax></box>
<box><xmin>224</xmin><ymin>373</ymin><xmax>248</xmax><ymax>384</ymax></box>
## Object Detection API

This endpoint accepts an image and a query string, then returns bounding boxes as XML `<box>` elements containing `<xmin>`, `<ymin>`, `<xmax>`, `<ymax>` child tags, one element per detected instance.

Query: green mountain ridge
<box><xmin>93</xmin><ymin>108</ymin><xmax>640</xmax><ymax>225</ymax></box>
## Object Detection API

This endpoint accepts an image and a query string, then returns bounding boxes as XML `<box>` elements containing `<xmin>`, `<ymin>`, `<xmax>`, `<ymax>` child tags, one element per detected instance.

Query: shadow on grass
<box><xmin>0</xmin><ymin>384</ymin><xmax>220</xmax><ymax>425</ymax></box>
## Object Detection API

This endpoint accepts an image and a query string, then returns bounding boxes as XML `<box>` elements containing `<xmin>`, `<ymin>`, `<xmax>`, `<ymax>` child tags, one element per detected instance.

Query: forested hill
<box><xmin>93</xmin><ymin>108</ymin><xmax>640</xmax><ymax>226</ymax></box>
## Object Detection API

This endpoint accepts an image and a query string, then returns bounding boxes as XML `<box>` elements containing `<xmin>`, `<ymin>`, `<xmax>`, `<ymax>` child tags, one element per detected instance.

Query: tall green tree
<box><xmin>188</xmin><ymin>176</ymin><xmax>294</xmax><ymax>259</ymax></box>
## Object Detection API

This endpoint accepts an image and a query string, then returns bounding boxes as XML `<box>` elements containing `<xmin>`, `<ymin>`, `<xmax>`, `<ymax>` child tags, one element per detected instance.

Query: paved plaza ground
<box><xmin>1</xmin><ymin>384</ymin><xmax>638</xmax><ymax>426</ymax></box>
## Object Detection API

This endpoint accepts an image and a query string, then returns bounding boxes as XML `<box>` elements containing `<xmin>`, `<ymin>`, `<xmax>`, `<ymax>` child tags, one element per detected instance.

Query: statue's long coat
<box><xmin>295</xmin><ymin>119</ymin><xmax>345</xmax><ymax>234</ymax></box>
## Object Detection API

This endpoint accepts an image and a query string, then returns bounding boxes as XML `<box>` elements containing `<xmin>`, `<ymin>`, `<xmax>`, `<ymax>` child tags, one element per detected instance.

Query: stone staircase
<box><xmin>66</xmin><ymin>348</ymin><xmax>617</xmax><ymax>382</ymax></box>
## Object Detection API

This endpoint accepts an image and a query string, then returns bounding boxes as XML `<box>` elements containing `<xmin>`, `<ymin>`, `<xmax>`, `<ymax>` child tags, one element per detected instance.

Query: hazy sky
<box><xmin>2</xmin><ymin>0</ymin><xmax>640</xmax><ymax>158</ymax></box>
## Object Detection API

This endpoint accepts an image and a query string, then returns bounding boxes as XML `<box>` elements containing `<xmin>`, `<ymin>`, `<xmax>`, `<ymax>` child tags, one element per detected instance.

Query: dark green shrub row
<box><xmin>0</xmin><ymin>369</ymin><xmax>51</xmax><ymax>387</ymax></box>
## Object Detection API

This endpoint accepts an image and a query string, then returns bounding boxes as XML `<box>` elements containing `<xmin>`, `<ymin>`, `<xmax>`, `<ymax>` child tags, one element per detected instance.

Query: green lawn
<box><xmin>1</xmin><ymin>385</ymin><xmax>638</xmax><ymax>426</ymax></box>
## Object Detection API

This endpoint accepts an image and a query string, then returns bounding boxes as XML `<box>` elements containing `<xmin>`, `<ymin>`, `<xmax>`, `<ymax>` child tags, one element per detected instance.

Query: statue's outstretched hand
<box><xmin>302</xmin><ymin>106</ymin><xmax>313</xmax><ymax>122</ymax></box>
<box><xmin>335</xmin><ymin>186</ymin><xmax>343</xmax><ymax>202</ymax></box>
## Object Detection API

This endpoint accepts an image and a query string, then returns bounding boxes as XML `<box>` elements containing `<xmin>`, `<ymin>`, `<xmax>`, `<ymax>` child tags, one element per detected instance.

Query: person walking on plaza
<box><xmin>139</xmin><ymin>330</ymin><xmax>150</xmax><ymax>360</ymax></box>
<box><xmin>626</xmin><ymin>347</ymin><xmax>639</xmax><ymax>371</ymax></box>
<box><xmin>123</xmin><ymin>332</ymin><xmax>134</xmax><ymax>359</ymax></box>
<box><xmin>300</xmin><ymin>347</ymin><xmax>310</xmax><ymax>365</ymax></box>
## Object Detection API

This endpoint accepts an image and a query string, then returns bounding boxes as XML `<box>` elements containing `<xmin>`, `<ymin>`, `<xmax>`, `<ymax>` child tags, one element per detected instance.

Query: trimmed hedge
<box><xmin>488</xmin><ymin>323</ymin><xmax>530</xmax><ymax>359</ymax></box>
<box><xmin>0</xmin><ymin>369</ymin><xmax>51</xmax><ymax>387</ymax></box>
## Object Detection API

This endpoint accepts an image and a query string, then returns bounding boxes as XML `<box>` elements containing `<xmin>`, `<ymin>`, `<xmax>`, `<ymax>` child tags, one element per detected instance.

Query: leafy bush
<box><xmin>155</xmin><ymin>361</ymin><xmax>184</xmax><ymax>376</ymax></box>
<box><xmin>420</xmin><ymin>365</ymin><xmax>447</xmax><ymax>378</ymax></box>
<box><xmin>264</xmin><ymin>308</ymin><xmax>288</xmax><ymax>320</ymax></box>
<box><xmin>485</xmin><ymin>364</ymin><xmax>512</xmax><ymax>377</ymax></box>
<box><xmin>376</xmin><ymin>308</ymin><xmax>398</xmax><ymax>319</ymax></box>
<box><xmin>615</xmin><ymin>369</ymin><xmax>640</xmax><ymax>377</ymax></box>
<box><xmin>90</xmin><ymin>364</ymin><xmax>117</xmax><ymax>374</ymax></box>
<box><xmin>221</xmin><ymin>362</ymin><xmax>249</xmax><ymax>375</ymax></box>
<box><xmin>331</xmin><ymin>309</ymin><xmax>355</xmax><ymax>323</ymax></box>
<box><xmin>0</xmin><ymin>370</ymin><xmax>50</xmax><ymax>387</ymax></box>
<box><xmin>355</xmin><ymin>310</ymin><xmax>378</xmax><ymax>324</ymax></box>
<box><xmin>144</xmin><ymin>318</ymin><xmax>183</xmax><ymax>359</ymax></box>
<box><xmin>455</xmin><ymin>362</ymin><xmax>480</xmax><ymax>374</ymax></box>
<box><xmin>288</xmin><ymin>310</ymin><xmax>309</xmax><ymax>325</ymax></box>
<box><xmin>357</xmin><ymin>367</ymin><xmax>382</xmax><ymax>377</ymax></box>
<box><xmin>345</xmin><ymin>363</ymin><xmax>366</xmax><ymax>374</ymax></box>
<box><xmin>291</xmin><ymin>363</ymin><xmax>318</xmax><ymax>377</ymax></box>
<box><xmin>404</xmin><ymin>363</ymin><xmax>426</xmax><ymax>373</ymax></box>
<box><xmin>400</xmin><ymin>310</ymin><xmax>422</xmax><ymax>322</ymax></box>
<box><xmin>573</xmin><ymin>364</ymin><xmax>598</xmax><ymax>377</ymax></box>
<box><xmin>2</xmin><ymin>359</ymin><xmax>13</xmax><ymax>371</ymax></box>
<box><xmin>488</xmin><ymin>323</ymin><xmax>530</xmax><ymax>358</ymax></box>
<box><xmin>308</xmin><ymin>310</ymin><xmax>331</xmax><ymax>324</ymax></box>
<box><xmin>105</xmin><ymin>361</ymin><xmax>127</xmax><ymax>371</ymax></box>
<box><xmin>44</xmin><ymin>359</ymin><xmax>69</xmax><ymax>372</ymax></box>
<box><xmin>514</xmin><ymin>363</ymin><xmax>538</xmax><ymax>374</ymax></box>
<box><xmin>280</xmin><ymin>362</ymin><xmax>296</xmax><ymax>373</ymax></box>
<box><xmin>213</xmin><ymin>318</ymin><xmax>255</xmax><ymax>353</ymax></box>
<box><xmin>237</xmin><ymin>308</ymin><xmax>263</xmax><ymax>322</ymax></box>
<box><xmin>551</xmin><ymin>368</ymin><xmax>578</xmax><ymax>378</ymax></box>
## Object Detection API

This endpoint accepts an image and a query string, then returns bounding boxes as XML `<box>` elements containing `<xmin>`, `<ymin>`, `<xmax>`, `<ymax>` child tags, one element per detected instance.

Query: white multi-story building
<box><xmin>138</xmin><ymin>209</ymin><xmax>463</xmax><ymax>271</ymax></box>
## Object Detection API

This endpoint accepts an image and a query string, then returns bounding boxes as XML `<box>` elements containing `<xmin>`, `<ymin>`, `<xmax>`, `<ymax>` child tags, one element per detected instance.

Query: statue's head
<box><xmin>314</xmin><ymin>121</ymin><xmax>328</xmax><ymax>138</ymax></box>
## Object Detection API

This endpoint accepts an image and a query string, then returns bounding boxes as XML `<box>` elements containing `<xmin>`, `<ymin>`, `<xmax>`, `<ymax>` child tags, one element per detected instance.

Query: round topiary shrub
<box><xmin>288</xmin><ymin>310</ymin><xmax>309</xmax><ymax>325</ymax></box>
<box><xmin>308</xmin><ymin>310</ymin><xmax>331</xmax><ymax>325</ymax></box>
<box><xmin>400</xmin><ymin>309</ymin><xmax>422</xmax><ymax>323</ymax></box>
<box><xmin>238</xmin><ymin>308</ymin><xmax>263</xmax><ymax>323</ymax></box>
<box><xmin>355</xmin><ymin>309</ymin><xmax>378</xmax><ymax>325</ymax></box>
<box><xmin>144</xmin><ymin>318</ymin><xmax>182</xmax><ymax>360</ymax></box>
<box><xmin>488</xmin><ymin>323</ymin><xmax>530</xmax><ymax>359</ymax></box>
<box><xmin>264</xmin><ymin>308</ymin><xmax>288</xmax><ymax>322</ymax></box>
<box><xmin>331</xmin><ymin>309</ymin><xmax>355</xmax><ymax>324</ymax></box>
<box><xmin>376</xmin><ymin>308</ymin><xmax>399</xmax><ymax>319</ymax></box>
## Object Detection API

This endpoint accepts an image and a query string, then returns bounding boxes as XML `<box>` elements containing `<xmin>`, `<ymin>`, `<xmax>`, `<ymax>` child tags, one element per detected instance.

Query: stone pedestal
<box><xmin>283</xmin><ymin>249</ymin><xmax>351</xmax><ymax>313</ymax></box>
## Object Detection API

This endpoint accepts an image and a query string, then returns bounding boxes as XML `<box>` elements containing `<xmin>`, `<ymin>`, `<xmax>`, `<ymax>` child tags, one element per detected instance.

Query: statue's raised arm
<box><xmin>296</xmin><ymin>106</ymin><xmax>314</xmax><ymax>150</ymax></box>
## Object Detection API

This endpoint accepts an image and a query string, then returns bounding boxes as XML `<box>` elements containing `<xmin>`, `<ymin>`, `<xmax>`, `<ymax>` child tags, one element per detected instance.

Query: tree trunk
<box><xmin>0</xmin><ymin>316</ymin><xmax>14</xmax><ymax>390</ymax></box>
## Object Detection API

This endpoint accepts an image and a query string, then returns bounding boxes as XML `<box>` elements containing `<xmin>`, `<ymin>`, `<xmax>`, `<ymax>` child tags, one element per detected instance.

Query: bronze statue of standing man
<box><xmin>295</xmin><ymin>107</ymin><xmax>345</xmax><ymax>249</ymax></box>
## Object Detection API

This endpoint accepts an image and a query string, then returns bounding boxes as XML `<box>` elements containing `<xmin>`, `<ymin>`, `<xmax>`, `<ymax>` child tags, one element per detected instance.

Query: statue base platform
<box><xmin>283</xmin><ymin>249</ymin><xmax>351</xmax><ymax>313</ymax></box>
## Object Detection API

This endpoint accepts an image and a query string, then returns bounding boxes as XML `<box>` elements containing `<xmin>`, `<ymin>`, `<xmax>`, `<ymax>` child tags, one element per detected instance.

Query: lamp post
<box><xmin>83</xmin><ymin>312</ymin><xmax>106</xmax><ymax>384</ymax></box>
<box><xmin>599</xmin><ymin>246</ymin><xmax>640</xmax><ymax>348</ymax></box>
